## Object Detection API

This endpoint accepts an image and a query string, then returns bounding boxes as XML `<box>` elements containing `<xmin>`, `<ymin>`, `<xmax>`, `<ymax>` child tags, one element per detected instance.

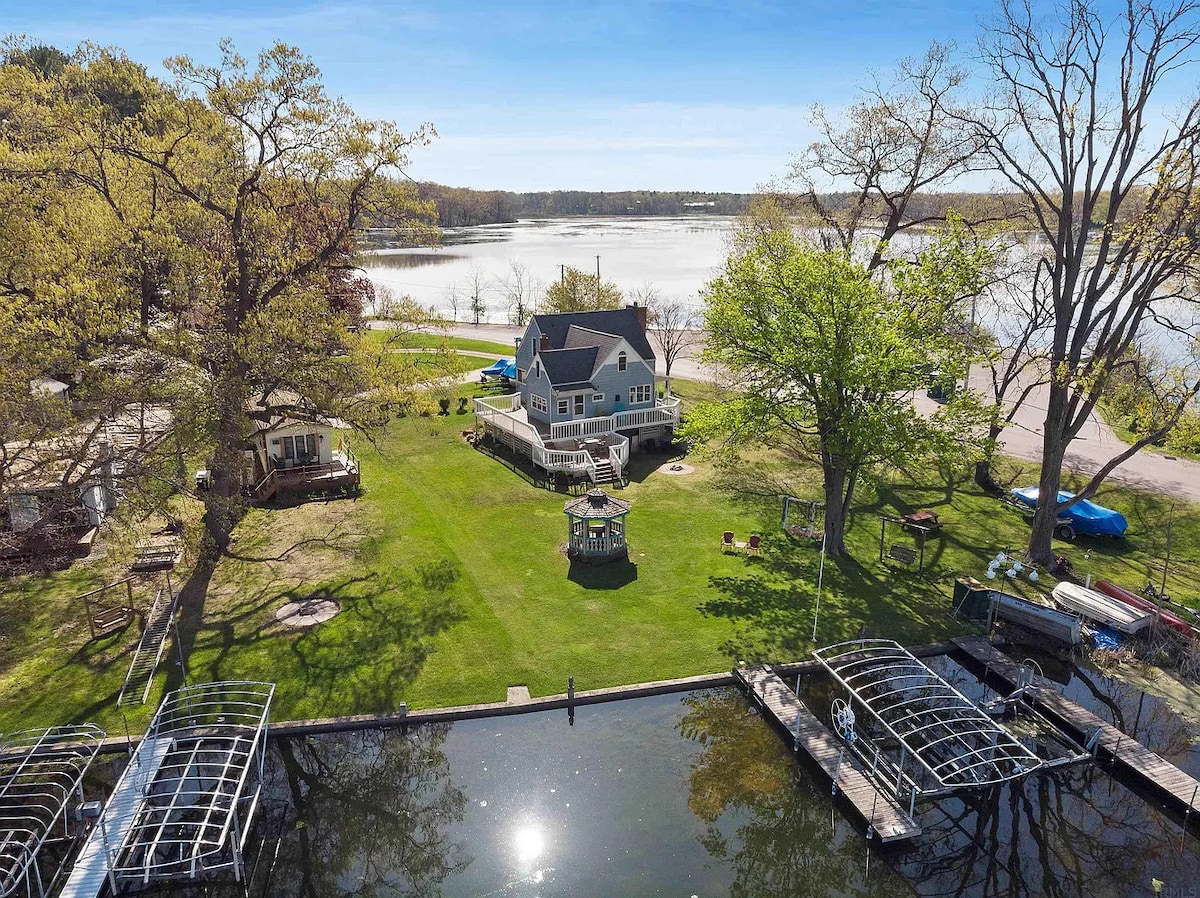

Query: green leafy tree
<box><xmin>542</xmin><ymin>265</ymin><xmax>622</xmax><ymax>313</ymax></box>
<box><xmin>685</xmin><ymin>203</ymin><xmax>991</xmax><ymax>557</ymax></box>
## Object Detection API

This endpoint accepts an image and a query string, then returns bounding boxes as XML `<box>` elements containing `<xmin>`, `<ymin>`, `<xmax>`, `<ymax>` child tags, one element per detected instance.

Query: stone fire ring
<box><xmin>275</xmin><ymin>597</ymin><xmax>340</xmax><ymax>628</ymax></box>
<box><xmin>656</xmin><ymin>462</ymin><xmax>695</xmax><ymax>476</ymax></box>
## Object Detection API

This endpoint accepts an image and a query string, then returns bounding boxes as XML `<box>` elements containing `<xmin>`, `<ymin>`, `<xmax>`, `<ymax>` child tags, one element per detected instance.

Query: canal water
<box><xmin>139</xmin><ymin>652</ymin><xmax>1199</xmax><ymax>897</ymax></box>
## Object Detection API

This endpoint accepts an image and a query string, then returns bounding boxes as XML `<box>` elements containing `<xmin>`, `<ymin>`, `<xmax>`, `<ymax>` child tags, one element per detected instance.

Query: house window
<box><xmin>593</xmin><ymin>394</ymin><xmax>603</xmax><ymax>402</ymax></box>
<box><xmin>629</xmin><ymin>385</ymin><xmax>652</xmax><ymax>405</ymax></box>
<box><xmin>530</xmin><ymin>394</ymin><xmax>547</xmax><ymax>413</ymax></box>
<box><xmin>557</xmin><ymin>399</ymin><xmax>569</xmax><ymax>415</ymax></box>
<box><xmin>517</xmin><ymin>368</ymin><xmax>525</xmax><ymax>383</ymax></box>
<box><xmin>281</xmin><ymin>434</ymin><xmax>319</xmax><ymax>463</ymax></box>
<box><xmin>617</xmin><ymin>351</ymin><xmax>627</xmax><ymax>372</ymax></box>
<box><xmin>534</xmin><ymin>361</ymin><xmax>541</xmax><ymax>378</ymax></box>
<box><xmin>574</xmin><ymin>395</ymin><xmax>584</xmax><ymax>415</ymax></box>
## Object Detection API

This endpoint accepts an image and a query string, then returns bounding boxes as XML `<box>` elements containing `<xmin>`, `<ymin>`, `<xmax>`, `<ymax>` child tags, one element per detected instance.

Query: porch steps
<box><xmin>116</xmin><ymin>581</ymin><xmax>179</xmax><ymax>706</ymax></box>
<box><xmin>590</xmin><ymin>459</ymin><xmax>617</xmax><ymax>484</ymax></box>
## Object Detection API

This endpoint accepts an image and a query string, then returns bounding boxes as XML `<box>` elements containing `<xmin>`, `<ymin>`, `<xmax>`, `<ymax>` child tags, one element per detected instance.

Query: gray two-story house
<box><xmin>514</xmin><ymin>306</ymin><xmax>658</xmax><ymax>427</ymax></box>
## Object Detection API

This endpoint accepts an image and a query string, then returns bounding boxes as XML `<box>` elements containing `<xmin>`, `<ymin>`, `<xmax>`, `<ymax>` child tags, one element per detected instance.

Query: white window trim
<box><xmin>530</xmin><ymin>394</ymin><xmax>548</xmax><ymax>413</ymax></box>
<box><xmin>617</xmin><ymin>351</ymin><xmax>627</xmax><ymax>372</ymax></box>
<box><xmin>592</xmin><ymin>394</ymin><xmax>603</xmax><ymax>402</ymax></box>
<box><xmin>629</xmin><ymin>385</ymin><xmax>652</xmax><ymax>405</ymax></box>
<box><xmin>556</xmin><ymin>399</ymin><xmax>569</xmax><ymax>415</ymax></box>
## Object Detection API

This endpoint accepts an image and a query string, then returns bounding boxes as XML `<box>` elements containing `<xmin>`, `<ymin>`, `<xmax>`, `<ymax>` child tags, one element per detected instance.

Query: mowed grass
<box><xmin>1</xmin><ymin>382</ymin><xmax>1197</xmax><ymax>731</ymax></box>
<box><xmin>361</xmin><ymin>327</ymin><xmax>514</xmax><ymax>357</ymax></box>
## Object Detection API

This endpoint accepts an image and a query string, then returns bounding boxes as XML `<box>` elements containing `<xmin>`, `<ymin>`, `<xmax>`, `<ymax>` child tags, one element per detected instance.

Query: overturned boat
<box><xmin>1051</xmin><ymin>582</ymin><xmax>1155</xmax><ymax>635</ymax></box>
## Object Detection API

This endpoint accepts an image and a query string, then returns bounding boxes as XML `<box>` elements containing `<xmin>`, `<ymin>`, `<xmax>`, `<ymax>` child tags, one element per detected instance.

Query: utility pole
<box><xmin>560</xmin><ymin>264</ymin><xmax>565</xmax><ymax>285</ymax></box>
<box><xmin>596</xmin><ymin>255</ymin><xmax>601</xmax><ymax>305</ymax></box>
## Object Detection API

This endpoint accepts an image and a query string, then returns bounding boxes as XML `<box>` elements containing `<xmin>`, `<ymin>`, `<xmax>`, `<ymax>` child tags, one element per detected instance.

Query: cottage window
<box><xmin>535</xmin><ymin>361</ymin><xmax>541</xmax><ymax>377</ymax></box>
<box><xmin>574</xmin><ymin>395</ymin><xmax>584</xmax><ymax>415</ymax></box>
<box><xmin>629</xmin><ymin>385</ymin><xmax>652</xmax><ymax>405</ymax></box>
<box><xmin>281</xmin><ymin>433</ymin><xmax>319</xmax><ymax>463</ymax></box>
<box><xmin>530</xmin><ymin>394</ymin><xmax>547</xmax><ymax>413</ymax></box>
<box><xmin>617</xmin><ymin>351</ymin><xmax>627</xmax><ymax>372</ymax></box>
<box><xmin>517</xmin><ymin>368</ymin><xmax>525</xmax><ymax>383</ymax></box>
<box><xmin>557</xmin><ymin>399</ymin><xmax>569</xmax><ymax>415</ymax></box>
<box><xmin>593</xmin><ymin>394</ymin><xmax>603</xmax><ymax>402</ymax></box>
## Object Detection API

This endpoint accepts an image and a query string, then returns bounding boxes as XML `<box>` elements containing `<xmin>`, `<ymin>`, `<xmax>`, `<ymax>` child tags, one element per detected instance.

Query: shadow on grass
<box><xmin>567</xmin><ymin>558</ymin><xmax>638</xmax><ymax>589</ymax></box>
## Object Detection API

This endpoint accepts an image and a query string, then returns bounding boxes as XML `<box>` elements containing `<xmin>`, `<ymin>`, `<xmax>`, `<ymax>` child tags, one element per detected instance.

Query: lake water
<box><xmin>125</xmin><ymin>653</ymin><xmax>1200</xmax><ymax>898</ymax></box>
<box><xmin>362</xmin><ymin>217</ymin><xmax>1198</xmax><ymax>364</ymax></box>
<box><xmin>362</xmin><ymin>216</ymin><xmax>736</xmax><ymax>319</ymax></box>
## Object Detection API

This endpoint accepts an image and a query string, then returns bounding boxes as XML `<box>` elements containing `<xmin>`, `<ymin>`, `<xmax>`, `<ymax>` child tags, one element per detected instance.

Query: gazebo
<box><xmin>564</xmin><ymin>489</ymin><xmax>630</xmax><ymax>562</ymax></box>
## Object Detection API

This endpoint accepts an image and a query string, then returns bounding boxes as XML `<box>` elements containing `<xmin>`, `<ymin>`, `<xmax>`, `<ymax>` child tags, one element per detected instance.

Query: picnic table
<box><xmin>902</xmin><ymin>510</ymin><xmax>943</xmax><ymax>532</ymax></box>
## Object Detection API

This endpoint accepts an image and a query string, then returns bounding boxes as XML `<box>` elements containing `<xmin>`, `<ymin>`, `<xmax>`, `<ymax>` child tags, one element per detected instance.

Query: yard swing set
<box><xmin>877</xmin><ymin>510</ymin><xmax>945</xmax><ymax>573</ymax></box>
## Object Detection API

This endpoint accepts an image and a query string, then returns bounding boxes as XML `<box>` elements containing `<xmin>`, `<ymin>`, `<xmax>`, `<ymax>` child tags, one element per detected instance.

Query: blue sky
<box><xmin>11</xmin><ymin>1</ymin><xmax>999</xmax><ymax>190</ymax></box>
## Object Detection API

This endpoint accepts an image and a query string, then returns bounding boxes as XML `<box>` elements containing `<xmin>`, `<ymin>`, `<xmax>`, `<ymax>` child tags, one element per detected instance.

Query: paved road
<box><xmin>434</xmin><ymin>322</ymin><xmax>1200</xmax><ymax>501</ymax></box>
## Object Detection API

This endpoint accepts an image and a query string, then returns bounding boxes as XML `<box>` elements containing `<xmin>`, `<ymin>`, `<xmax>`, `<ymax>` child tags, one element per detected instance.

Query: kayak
<box><xmin>1095</xmin><ymin>580</ymin><xmax>1200</xmax><ymax>638</ymax></box>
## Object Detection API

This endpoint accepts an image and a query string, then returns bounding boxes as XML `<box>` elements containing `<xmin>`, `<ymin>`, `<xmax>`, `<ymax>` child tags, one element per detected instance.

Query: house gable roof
<box><xmin>537</xmin><ymin>346</ymin><xmax>598</xmax><ymax>389</ymax></box>
<box><xmin>529</xmin><ymin>308</ymin><xmax>654</xmax><ymax>362</ymax></box>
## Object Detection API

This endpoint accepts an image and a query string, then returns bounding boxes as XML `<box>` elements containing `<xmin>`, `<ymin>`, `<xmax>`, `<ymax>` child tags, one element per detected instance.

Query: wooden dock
<box><xmin>733</xmin><ymin>665</ymin><xmax>922</xmax><ymax>843</ymax></box>
<box><xmin>952</xmin><ymin>635</ymin><xmax>1200</xmax><ymax>822</ymax></box>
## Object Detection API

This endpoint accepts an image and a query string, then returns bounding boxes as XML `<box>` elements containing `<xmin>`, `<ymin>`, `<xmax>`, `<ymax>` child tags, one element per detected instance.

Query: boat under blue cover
<box><xmin>1011</xmin><ymin>487</ymin><xmax>1128</xmax><ymax>537</ymax></box>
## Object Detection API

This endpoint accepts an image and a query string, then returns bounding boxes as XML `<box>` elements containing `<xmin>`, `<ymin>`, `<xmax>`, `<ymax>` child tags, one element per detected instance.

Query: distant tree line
<box><xmin>365</xmin><ymin>183</ymin><xmax>1030</xmax><ymax>231</ymax></box>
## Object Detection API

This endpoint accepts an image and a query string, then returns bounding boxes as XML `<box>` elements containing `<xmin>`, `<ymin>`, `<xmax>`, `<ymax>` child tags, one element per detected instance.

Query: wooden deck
<box><xmin>733</xmin><ymin>664</ymin><xmax>922</xmax><ymax>843</ymax></box>
<box><xmin>952</xmin><ymin>635</ymin><xmax>1200</xmax><ymax>822</ymax></box>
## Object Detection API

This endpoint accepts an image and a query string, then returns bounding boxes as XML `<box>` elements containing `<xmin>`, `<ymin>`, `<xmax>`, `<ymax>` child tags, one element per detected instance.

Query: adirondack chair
<box><xmin>746</xmin><ymin>534</ymin><xmax>761</xmax><ymax>556</ymax></box>
<box><xmin>721</xmin><ymin>531</ymin><xmax>735</xmax><ymax>552</ymax></box>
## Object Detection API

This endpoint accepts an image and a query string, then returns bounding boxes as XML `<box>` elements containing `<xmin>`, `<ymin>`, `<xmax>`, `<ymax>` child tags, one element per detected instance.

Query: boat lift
<box><xmin>59</xmin><ymin>681</ymin><xmax>274</xmax><ymax>898</ymax></box>
<box><xmin>0</xmin><ymin>725</ymin><xmax>104</xmax><ymax>898</ymax></box>
<box><xmin>814</xmin><ymin>640</ymin><xmax>1089</xmax><ymax>818</ymax></box>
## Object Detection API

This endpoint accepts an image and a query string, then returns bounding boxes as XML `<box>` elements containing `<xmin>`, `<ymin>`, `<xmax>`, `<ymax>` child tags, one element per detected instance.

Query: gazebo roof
<box><xmin>564</xmin><ymin>489</ymin><xmax>630</xmax><ymax>518</ymax></box>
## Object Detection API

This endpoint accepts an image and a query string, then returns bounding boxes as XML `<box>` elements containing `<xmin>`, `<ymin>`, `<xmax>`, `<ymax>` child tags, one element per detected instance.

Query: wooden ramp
<box><xmin>60</xmin><ymin>737</ymin><xmax>174</xmax><ymax>898</ymax></box>
<box><xmin>733</xmin><ymin>665</ymin><xmax>922</xmax><ymax>843</ymax></box>
<box><xmin>952</xmin><ymin>635</ymin><xmax>1200</xmax><ymax>821</ymax></box>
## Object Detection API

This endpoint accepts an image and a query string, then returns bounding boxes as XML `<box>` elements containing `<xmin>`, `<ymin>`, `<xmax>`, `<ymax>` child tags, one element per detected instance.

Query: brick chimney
<box><xmin>540</xmin><ymin>333</ymin><xmax>551</xmax><ymax>351</ymax></box>
<box><xmin>627</xmin><ymin>302</ymin><xmax>648</xmax><ymax>332</ymax></box>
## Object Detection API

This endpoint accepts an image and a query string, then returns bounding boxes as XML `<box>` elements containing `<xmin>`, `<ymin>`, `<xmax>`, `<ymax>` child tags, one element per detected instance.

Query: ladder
<box><xmin>116</xmin><ymin>580</ymin><xmax>179</xmax><ymax>706</ymax></box>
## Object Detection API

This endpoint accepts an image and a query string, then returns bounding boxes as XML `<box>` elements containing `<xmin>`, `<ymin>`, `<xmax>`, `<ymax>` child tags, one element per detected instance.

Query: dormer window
<box><xmin>535</xmin><ymin>361</ymin><xmax>540</xmax><ymax>377</ymax></box>
<box><xmin>617</xmin><ymin>351</ymin><xmax>627</xmax><ymax>372</ymax></box>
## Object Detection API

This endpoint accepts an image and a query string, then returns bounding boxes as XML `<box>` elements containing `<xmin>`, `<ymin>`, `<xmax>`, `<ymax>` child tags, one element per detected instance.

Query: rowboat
<box><xmin>1050</xmin><ymin>582</ymin><xmax>1155</xmax><ymax>635</ymax></box>
<box><xmin>1094</xmin><ymin>580</ymin><xmax>1200</xmax><ymax>638</ymax></box>
<box><xmin>990</xmin><ymin>591</ymin><xmax>1082</xmax><ymax>646</ymax></box>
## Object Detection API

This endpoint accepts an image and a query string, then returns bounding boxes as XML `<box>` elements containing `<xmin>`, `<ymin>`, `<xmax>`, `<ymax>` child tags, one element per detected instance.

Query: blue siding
<box><xmin>590</xmin><ymin>358</ymin><xmax>654</xmax><ymax>414</ymax></box>
<box><xmin>524</xmin><ymin>358</ymin><xmax>553</xmax><ymax>426</ymax></box>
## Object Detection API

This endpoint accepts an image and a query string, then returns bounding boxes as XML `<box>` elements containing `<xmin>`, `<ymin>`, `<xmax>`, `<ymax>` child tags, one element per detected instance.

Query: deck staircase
<box><xmin>117</xmin><ymin>581</ymin><xmax>179</xmax><ymax>707</ymax></box>
<box><xmin>590</xmin><ymin>458</ymin><xmax>617</xmax><ymax>485</ymax></box>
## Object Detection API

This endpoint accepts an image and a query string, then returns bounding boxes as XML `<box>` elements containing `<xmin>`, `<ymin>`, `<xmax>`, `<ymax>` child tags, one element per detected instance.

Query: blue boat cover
<box><xmin>480</xmin><ymin>358</ymin><xmax>510</xmax><ymax>375</ymax></box>
<box><xmin>1010</xmin><ymin>487</ymin><xmax>1128</xmax><ymax>537</ymax></box>
<box><xmin>500</xmin><ymin>362</ymin><xmax>517</xmax><ymax>379</ymax></box>
<box><xmin>1089</xmin><ymin>626</ymin><xmax>1123</xmax><ymax>651</ymax></box>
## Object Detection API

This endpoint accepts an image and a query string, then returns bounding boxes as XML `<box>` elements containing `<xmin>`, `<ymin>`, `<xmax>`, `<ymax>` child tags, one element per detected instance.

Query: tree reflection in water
<box><xmin>258</xmin><ymin>726</ymin><xmax>469</xmax><ymax>897</ymax></box>
<box><xmin>678</xmin><ymin>689</ymin><xmax>908</xmax><ymax>898</ymax></box>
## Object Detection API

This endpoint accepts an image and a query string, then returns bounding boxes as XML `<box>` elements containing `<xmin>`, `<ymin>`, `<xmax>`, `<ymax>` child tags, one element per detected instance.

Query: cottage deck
<box><xmin>733</xmin><ymin>664</ymin><xmax>922</xmax><ymax>842</ymax></box>
<box><xmin>952</xmin><ymin>635</ymin><xmax>1200</xmax><ymax>821</ymax></box>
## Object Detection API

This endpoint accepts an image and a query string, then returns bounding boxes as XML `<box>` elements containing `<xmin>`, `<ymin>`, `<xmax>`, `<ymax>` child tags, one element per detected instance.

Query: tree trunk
<box><xmin>201</xmin><ymin>372</ymin><xmax>249</xmax><ymax>555</ymax></box>
<box><xmin>1028</xmin><ymin>390</ymin><xmax>1071</xmax><ymax>565</ymax></box>
<box><xmin>973</xmin><ymin>423</ymin><xmax>1005</xmax><ymax>494</ymax></box>
<box><xmin>821</xmin><ymin>463</ymin><xmax>851</xmax><ymax>557</ymax></box>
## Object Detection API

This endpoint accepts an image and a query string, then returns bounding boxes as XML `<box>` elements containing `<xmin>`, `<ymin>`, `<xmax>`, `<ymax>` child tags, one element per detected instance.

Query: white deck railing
<box><xmin>477</xmin><ymin>392</ymin><xmax>674</xmax><ymax>484</ymax></box>
<box><xmin>549</xmin><ymin>395</ymin><xmax>681</xmax><ymax>440</ymax></box>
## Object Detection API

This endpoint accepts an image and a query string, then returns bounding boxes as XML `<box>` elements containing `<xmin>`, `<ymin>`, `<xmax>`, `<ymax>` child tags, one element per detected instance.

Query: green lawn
<box><xmin>1</xmin><ymin>382</ymin><xmax>1197</xmax><ymax>732</ymax></box>
<box><xmin>362</xmin><ymin>328</ymin><xmax>515</xmax><ymax>356</ymax></box>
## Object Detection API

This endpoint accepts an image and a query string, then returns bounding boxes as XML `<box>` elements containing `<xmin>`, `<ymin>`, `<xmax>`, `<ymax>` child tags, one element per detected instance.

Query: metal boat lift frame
<box><xmin>99</xmin><ymin>681</ymin><xmax>274</xmax><ymax>889</ymax></box>
<box><xmin>0</xmin><ymin>725</ymin><xmax>104</xmax><ymax>898</ymax></box>
<box><xmin>813</xmin><ymin>640</ymin><xmax>1045</xmax><ymax>804</ymax></box>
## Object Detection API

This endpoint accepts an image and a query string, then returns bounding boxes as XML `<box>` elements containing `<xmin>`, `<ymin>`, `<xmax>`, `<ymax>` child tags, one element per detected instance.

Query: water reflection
<box><xmin>261</xmin><ymin>725</ymin><xmax>470</xmax><ymax>896</ymax></box>
<box><xmin>128</xmin><ymin>679</ymin><xmax>1197</xmax><ymax>898</ymax></box>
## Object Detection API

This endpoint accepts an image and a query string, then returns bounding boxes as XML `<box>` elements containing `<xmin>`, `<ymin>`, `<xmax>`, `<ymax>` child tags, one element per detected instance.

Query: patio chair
<box><xmin>721</xmin><ymin>531</ymin><xmax>735</xmax><ymax>552</ymax></box>
<box><xmin>746</xmin><ymin>534</ymin><xmax>761</xmax><ymax>556</ymax></box>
